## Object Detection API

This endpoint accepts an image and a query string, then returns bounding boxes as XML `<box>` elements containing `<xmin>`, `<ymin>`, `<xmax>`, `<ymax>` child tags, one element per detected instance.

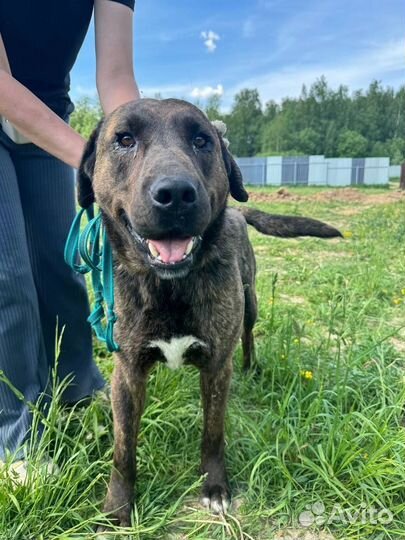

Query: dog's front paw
<box><xmin>201</xmin><ymin>481</ymin><xmax>231</xmax><ymax>514</ymax></box>
<box><xmin>99</xmin><ymin>488</ymin><xmax>133</xmax><ymax>530</ymax></box>
<box><xmin>100</xmin><ymin>471</ymin><xmax>134</xmax><ymax>529</ymax></box>
<box><xmin>101</xmin><ymin>500</ymin><xmax>131</xmax><ymax>528</ymax></box>
<box><xmin>96</xmin><ymin>524</ymin><xmax>120</xmax><ymax>535</ymax></box>
<box><xmin>96</xmin><ymin>515</ymin><xmax>131</xmax><ymax>533</ymax></box>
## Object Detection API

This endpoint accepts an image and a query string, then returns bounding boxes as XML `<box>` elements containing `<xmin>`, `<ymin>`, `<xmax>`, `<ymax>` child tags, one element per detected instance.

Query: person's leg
<box><xmin>12</xmin><ymin>144</ymin><xmax>105</xmax><ymax>403</ymax></box>
<box><xmin>0</xmin><ymin>139</ymin><xmax>48</xmax><ymax>461</ymax></box>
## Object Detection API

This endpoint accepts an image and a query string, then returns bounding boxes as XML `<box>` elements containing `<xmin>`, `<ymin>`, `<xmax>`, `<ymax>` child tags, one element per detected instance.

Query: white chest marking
<box><xmin>148</xmin><ymin>335</ymin><xmax>205</xmax><ymax>370</ymax></box>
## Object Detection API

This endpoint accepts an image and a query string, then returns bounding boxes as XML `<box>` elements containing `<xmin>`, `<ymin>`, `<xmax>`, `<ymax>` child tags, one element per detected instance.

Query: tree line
<box><xmin>71</xmin><ymin>77</ymin><xmax>405</xmax><ymax>163</ymax></box>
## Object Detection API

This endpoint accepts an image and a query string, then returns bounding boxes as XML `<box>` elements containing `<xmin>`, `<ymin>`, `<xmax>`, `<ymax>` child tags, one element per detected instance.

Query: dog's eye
<box><xmin>117</xmin><ymin>133</ymin><xmax>136</xmax><ymax>148</ymax></box>
<box><xmin>192</xmin><ymin>135</ymin><xmax>208</xmax><ymax>150</ymax></box>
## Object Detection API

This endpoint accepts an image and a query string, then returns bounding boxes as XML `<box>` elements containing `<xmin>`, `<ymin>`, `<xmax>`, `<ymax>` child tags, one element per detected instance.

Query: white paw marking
<box><xmin>201</xmin><ymin>494</ymin><xmax>230</xmax><ymax>514</ymax></box>
<box><xmin>211</xmin><ymin>499</ymin><xmax>225</xmax><ymax>514</ymax></box>
<box><xmin>148</xmin><ymin>335</ymin><xmax>205</xmax><ymax>369</ymax></box>
<box><xmin>201</xmin><ymin>496</ymin><xmax>211</xmax><ymax>508</ymax></box>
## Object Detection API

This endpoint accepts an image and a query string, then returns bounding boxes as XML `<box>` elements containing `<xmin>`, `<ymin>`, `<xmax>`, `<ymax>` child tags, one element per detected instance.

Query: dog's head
<box><xmin>78</xmin><ymin>98</ymin><xmax>248</xmax><ymax>279</ymax></box>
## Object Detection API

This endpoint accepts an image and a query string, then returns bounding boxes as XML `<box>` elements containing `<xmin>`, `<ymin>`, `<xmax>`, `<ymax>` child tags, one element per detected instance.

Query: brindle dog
<box><xmin>77</xmin><ymin>98</ymin><xmax>341</xmax><ymax>527</ymax></box>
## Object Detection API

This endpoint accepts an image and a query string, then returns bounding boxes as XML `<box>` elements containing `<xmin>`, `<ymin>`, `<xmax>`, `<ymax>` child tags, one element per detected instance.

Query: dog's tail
<box><xmin>238</xmin><ymin>207</ymin><xmax>342</xmax><ymax>238</ymax></box>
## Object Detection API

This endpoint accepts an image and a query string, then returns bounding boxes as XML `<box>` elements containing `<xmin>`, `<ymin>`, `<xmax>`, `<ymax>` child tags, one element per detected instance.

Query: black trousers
<box><xmin>0</xmin><ymin>129</ymin><xmax>104</xmax><ymax>459</ymax></box>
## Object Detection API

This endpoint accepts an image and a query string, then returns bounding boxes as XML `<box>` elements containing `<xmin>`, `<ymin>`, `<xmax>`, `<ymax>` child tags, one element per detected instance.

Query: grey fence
<box><xmin>235</xmin><ymin>156</ymin><xmax>390</xmax><ymax>186</ymax></box>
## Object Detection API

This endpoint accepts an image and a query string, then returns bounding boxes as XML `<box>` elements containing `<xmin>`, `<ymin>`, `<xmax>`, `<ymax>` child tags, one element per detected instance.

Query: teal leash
<box><xmin>64</xmin><ymin>206</ymin><xmax>120</xmax><ymax>352</ymax></box>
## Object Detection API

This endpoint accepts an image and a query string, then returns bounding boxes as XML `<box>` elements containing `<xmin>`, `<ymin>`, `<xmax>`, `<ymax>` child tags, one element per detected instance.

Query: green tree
<box><xmin>371</xmin><ymin>141</ymin><xmax>388</xmax><ymax>157</ymax></box>
<box><xmin>204</xmin><ymin>95</ymin><xmax>223</xmax><ymax>121</ymax></box>
<box><xmin>388</xmin><ymin>138</ymin><xmax>405</xmax><ymax>164</ymax></box>
<box><xmin>295</xmin><ymin>128</ymin><xmax>322</xmax><ymax>155</ymax></box>
<box><xmin>324</xmin><ymin>121</ymin><xmax>339</xmax><ymax>157</ymax></box>
<box><xmin>226</xmin><ymin>89</ymin><xmax>263</xmax><ymax>156</ymax></box>
<box><xmin>71</xmin><ymin>79</ymin><xmax>405</xmax><ymax>161</ymax></box>
<box><xmin>70</xmin><ymin>97</ymin><xmax>103</xmax><ymax>138</ymax></box>
<box><xmin>263</xmin><ymin>99</ymin><xmax>279</xmax><ymax>123</ymax></box>
<box><xmin>337</xmin><ymin>130</ymin><xmax>368</xmax><ymax>157</ymax></box>
<box><xmin>261</xmin><ymin>114</ymin><xmax>291</xmax><ymax>155</ymax></box>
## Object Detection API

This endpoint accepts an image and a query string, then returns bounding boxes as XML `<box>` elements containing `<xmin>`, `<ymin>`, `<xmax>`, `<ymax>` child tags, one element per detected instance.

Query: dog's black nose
<box><xmin>150</xmin><ymin>177</ymin><xmax>198</xmax><ymax>211</ymax></box>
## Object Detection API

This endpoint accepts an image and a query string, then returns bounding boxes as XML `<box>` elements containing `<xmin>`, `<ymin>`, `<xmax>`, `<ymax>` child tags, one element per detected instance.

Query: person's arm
<box><xmin>0</xmin><ymin>35</ymin><xmax>86</xmax><ymax>168</ymax></box>
<box><xmin>94</xmin><ymin>0</ymin><xmax>140</xmax><ymax>115</ymax></box>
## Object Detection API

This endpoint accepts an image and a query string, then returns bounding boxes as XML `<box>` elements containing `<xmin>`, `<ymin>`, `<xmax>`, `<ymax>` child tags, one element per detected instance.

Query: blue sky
<box><xmin>71</xmin><ymin>0</ymin><xmax>405</xmax><ymax>110</ymax></box>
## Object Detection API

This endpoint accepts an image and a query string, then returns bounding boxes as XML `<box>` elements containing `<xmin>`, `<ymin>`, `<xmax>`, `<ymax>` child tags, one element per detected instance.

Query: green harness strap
<box><xmin>64</xmin><ymin>206</ymin><xmax>120</xmax><ymax>352</ymax></box>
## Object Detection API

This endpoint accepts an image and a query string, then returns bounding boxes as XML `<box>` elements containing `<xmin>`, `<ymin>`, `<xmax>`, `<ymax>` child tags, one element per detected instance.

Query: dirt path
<box><xmin>248</xmin><ymin>187</ymin><xmax>405</xmax><ymax>206</ymax></box>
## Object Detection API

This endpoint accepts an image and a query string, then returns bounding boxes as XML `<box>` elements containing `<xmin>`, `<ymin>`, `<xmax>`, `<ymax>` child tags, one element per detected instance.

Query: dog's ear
<box><xmin>217</xmin><ymin>131</ymin><xmax>249</xmax><ymax>203</ymax></box>
<box><xmin>77</xmin><ymin>120</ymin><xmax>103</xmax><ymax>209</ymax></box>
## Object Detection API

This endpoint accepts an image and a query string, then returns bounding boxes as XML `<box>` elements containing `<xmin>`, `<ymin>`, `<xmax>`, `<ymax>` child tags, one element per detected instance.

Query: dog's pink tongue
<box><xmin>149</xmin><ymin>238</ymin><xmax>191</xmax><ymax>263</ymax></box>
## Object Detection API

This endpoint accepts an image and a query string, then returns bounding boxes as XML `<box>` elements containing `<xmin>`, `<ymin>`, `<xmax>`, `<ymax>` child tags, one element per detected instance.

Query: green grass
<box><xmin>1</xmin><ymin>185</ymin><xmax>405</xmax><ymax>539</ymax></box>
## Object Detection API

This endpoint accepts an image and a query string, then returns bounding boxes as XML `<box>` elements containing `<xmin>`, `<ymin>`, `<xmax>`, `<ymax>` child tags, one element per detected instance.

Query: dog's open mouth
<box><xmin>146</xmin><ymin>237</ymin><xmax>197</xmax><ymax>264</ymax></box>
<box><xmin>120</xmin><ymin>210</ymin><xmax>201</xmax><ymax>275</ymax></box>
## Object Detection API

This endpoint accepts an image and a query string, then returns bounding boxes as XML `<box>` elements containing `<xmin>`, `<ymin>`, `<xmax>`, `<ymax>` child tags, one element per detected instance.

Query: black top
<box><xmin>0</xmin><ymin>0</ymin><xmax>135</xmax><ymax>118</ymax></box>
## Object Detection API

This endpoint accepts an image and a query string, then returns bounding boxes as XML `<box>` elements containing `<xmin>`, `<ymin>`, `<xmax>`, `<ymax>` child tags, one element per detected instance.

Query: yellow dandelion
<box><xmin>401</xmin><ymin>288</ymin><xmax>405</xmax><ymax>296</ymax></box>
<box><xmin>343</xmin><ymin>231</ymin><xmax>353</xmax><ymax>239</ymax></box>
<box><xmin>300</xmin><ymin>370</ymin><xmax>313</xmax><ymax>380</ymax></box>
<box><xmin>393</xmin><ymin>298</ymin><xmax>401</xmax><ymax>305</ymax></box>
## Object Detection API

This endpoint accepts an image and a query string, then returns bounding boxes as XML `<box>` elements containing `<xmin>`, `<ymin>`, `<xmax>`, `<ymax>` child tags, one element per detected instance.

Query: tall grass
<box><xmin>1</xmin><ymin>186</ymin><xmax>405</xmax><ymax>539</ymax></box>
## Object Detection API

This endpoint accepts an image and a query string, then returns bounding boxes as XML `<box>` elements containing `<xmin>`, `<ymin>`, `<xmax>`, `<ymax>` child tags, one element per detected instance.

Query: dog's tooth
<box><xmin>185</xmin><ymin>238</ymin><xmax>194</xmax><ymax>256</ymax></box>
<box><xmin>148</xmin><ymin>242</ymin><xmax>159</xmax><ymax>258</ymax></box>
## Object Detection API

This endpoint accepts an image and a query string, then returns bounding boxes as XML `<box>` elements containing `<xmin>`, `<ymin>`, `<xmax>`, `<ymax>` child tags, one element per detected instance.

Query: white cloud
<box><xmin>136</xmin><ymin>82</ymin><xmax>224</xmax><ymax>101</ymax></box>
<box><xmin>201</xmin><ymin>30</ymin><xmax>220</xmax><ymax>53</ymax></box>
<box><xmin>140</xmin><ymin>83</ymin><xmax>192</xmax><ymax>98</ymax></box>
<box><xmin>227</xmin><ymin>38</ymin><xmax>405</xmax><ymax>104</ymax></box>
<box><xmin>190</xmin><ymin>84</ymin><xmax>224</xmax><ymax>99</ymax></box>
